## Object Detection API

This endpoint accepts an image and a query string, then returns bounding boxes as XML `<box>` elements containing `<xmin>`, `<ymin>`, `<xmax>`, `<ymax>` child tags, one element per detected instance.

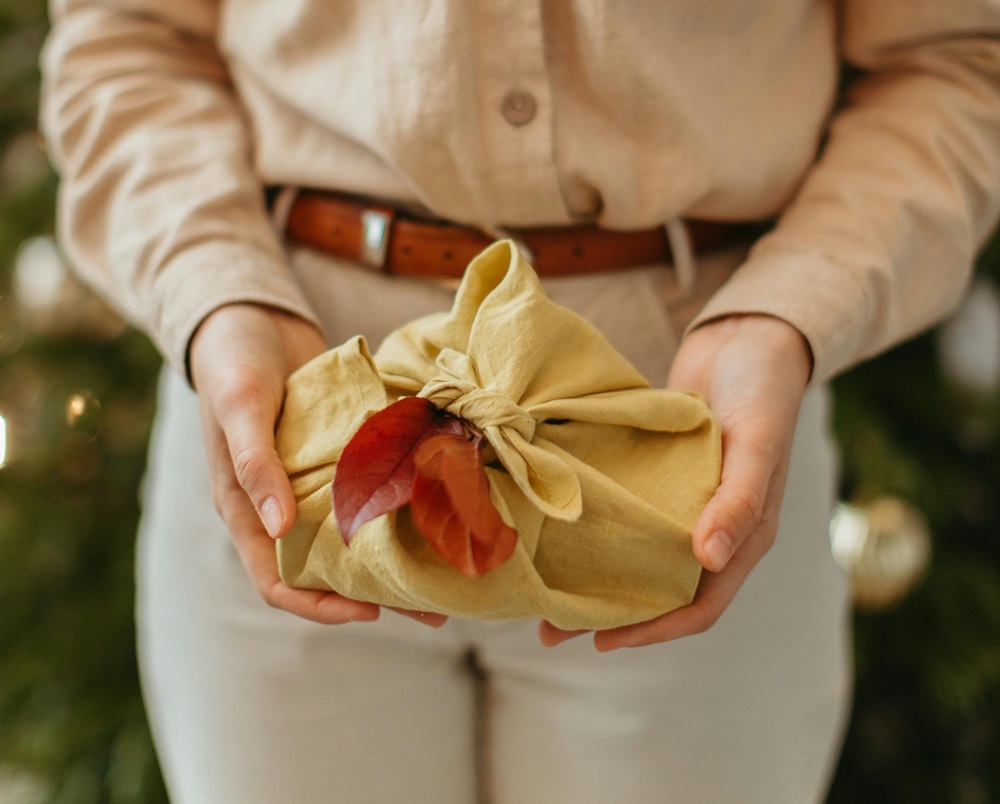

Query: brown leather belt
<box><xmin>283</xmin><ymin>189</ymin><xmax>761</xmax><ymax>279</ymax></box>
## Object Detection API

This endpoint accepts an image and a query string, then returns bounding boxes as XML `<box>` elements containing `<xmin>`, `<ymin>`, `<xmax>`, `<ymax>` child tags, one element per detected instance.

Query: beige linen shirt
<box><xmin>41</xmin><ymin>1</ymin><xmax>1000</xmax><ymax>384</ymax></box>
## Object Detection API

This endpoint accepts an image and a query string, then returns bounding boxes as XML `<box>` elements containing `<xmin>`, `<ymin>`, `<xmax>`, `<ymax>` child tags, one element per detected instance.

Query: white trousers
<box><xmin>136</xmin><ymin>245</ymin><xmax>852</xmax><ymax>804</ymax></box>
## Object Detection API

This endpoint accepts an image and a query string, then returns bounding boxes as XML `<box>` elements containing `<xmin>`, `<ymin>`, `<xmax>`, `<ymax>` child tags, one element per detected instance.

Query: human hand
<box><xmin>189</xmin><ymin>303</ymin><xmax>447</xmax><ymax>627</ymax></box>
<box><xmin>539</xmin><ymin>314</ymin><xmax>813</xmax><ymax>650</ymax></box>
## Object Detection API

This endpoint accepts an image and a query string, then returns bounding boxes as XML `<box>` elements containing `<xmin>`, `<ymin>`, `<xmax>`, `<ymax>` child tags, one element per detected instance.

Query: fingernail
<box><xmin>705</xmin><ymin>531</ymin><xmax>734</xmax><ymax>571</ymax></box>
<box><xmin>260</xmin><ymin>497</ymin><xmax>283</xmax><ymax>539</ymax></box>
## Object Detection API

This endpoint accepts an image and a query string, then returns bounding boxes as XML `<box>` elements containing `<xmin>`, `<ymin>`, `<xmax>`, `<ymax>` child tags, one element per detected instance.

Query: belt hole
<box><xmin>401</xmin><ymin>245</ymin><xmax>412</xmax><ymax>255</ymax></box>
<box><xmin>571</xmin><ymin>245</ymin><xmax>583</xmax><ymax>257</ymax></box>
<box><xmin>443</xmin><ymin>249</ymin><xmax>454</xmax><ymax>260</ymax></box>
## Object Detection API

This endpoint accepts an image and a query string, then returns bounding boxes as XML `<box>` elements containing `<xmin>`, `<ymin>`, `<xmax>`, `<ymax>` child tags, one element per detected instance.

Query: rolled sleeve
<box><xmin>690</xmin><ymin>1</ymin><xmax>1000</xmax><ymax>384</ymax></box>
<box><xmin>41</xmin><ymin>0</ymin><xmax>319</xmax><ymax>376</ymax></box>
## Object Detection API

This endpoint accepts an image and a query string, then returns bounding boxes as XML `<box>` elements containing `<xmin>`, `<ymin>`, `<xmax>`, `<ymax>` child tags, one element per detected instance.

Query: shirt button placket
<box><xmin>471</xmin><ymin>0</ymin><xmax>567</xmax><ymax>225</ymax></box>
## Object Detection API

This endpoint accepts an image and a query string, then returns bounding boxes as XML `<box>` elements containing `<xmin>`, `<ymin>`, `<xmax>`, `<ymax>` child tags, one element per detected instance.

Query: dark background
<box><xmin>2</xmin><ymin>2</ymin><xmax>999</xmax><ymax>801</ymax></box>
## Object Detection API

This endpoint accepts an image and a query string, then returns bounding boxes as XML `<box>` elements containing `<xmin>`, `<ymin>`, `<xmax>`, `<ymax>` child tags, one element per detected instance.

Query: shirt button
<box><xmin>500</xmin><ymin>89</ymin><xmax>537</xmax><ymax>126</ymax></box>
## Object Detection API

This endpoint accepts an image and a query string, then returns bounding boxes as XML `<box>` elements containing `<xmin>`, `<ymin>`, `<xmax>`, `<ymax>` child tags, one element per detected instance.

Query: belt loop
<box><xmin>269</xmin><ymin>186</ymin><xmax>299</xmax><ymax>235</ymax></box>
<box><xmin>664</xmin><ymin>218</ymin><xmax>696</xmax><ymax>294</ymax></box>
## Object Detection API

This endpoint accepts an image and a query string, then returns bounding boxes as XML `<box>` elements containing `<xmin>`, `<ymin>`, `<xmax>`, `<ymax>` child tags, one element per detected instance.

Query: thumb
<box><xmin>213</xmin><ymin>367</ymin><xmax>296</xmax><ymax>539</ymax></box>
<box><xmin>190</xmin><ymin>305</ymin><xmax>325</xmax><ymax>541</ymax></box>
<box><xmin>693</xmin><ymin>420</ymin><xmax>780</xmax><ymax>572</ymax></box>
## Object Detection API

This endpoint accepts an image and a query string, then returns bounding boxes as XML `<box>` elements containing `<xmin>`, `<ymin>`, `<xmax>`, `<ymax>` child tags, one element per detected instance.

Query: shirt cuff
<box><xmin>149</xmin><ymin>240</ymin><xmax>323</xmax><ymax>382</ymax></box>
<box><xmin>686</xmin><ymin>245</ymin><xmax>875</xmax><ymax>386</ymax></box>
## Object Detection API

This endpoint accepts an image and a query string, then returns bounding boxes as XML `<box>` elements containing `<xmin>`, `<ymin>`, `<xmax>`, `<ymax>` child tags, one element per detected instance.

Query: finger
<box><xmin>537</xmin><ymin>621</ymin><xmax>590</xmax><ymax>647</ymax></box>
<box><xmin>594</xmin><ymin>532</ymin><xmax>765</xmax><ymax>651</ymax></box>
<box><xmin>208</xmin><ymin>419</ymin><xmax>381</xmax><ymax>625</ymax></box>
<box><xmin>387</xmin><ymin>607</ymin><xmax>449</xmax><ymax>628</ymax></box>
<box><xmin>594</xmin><ymin>577</ymin><xmax>730</xmax><ymax>650</ymax></box>
<box><xmin>693</xmin><ymin>418</ymin><xmax>781</xmax><ymax>572</ymax></box>
<box><xmin>222</xmin><ymin>480</ymin><xmax>381</xmax><ymax>624</ymax></box>
<box><xmin>211</xmin><ymin>367</ymin><xmax>296</xmax><ymax>538</ymax></box>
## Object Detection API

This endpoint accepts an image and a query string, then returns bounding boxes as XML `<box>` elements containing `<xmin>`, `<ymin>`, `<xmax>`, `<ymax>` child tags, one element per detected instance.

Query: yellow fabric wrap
<box><xmin>275</xmin><ymin>241</ymin><xmax>721</xmax><ymax>630</ymax></box>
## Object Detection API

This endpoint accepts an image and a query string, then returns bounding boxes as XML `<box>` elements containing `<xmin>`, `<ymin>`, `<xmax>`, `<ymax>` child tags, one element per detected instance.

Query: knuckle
<box><xmin>690</xmin><ymin>609</ymin><xmax>721</xmax><ymax>635</ymax></box>
<box><xmin>231</xmin><ymin>445</ymin><xmax>277</xmax><ymax>492</ymax></box>
<box><xmin>210</xmin><ymin>487</ymin><xmax>242</xmax><ymax>532</ymax></box>
<box><xmin>257</xmin><ymin>580</ymin><xmax>283</xmax><ymax>610</ymax></box>
<box><xmin>726</xmin><ymin>482</ymin><xmax>766</xmax><ymax>533</ymax></box>
<box><xmin>758</xmin><ymin>524</ymin><xmax>778</xmax><ymax>552</ymax></box>
<box><xmin>214</xmin><ymin>370</ymin><xmax>277</xmax><ymax>418</ymax></box>
<box><xmin>216</xmin><ymin>362</ymin><xmax>263</xmax><ymax>393</ymax></box>
<box><xmin>210</xmin><ymin>487</ymin><xmax>226</xmax><ymax>518</ymax></box>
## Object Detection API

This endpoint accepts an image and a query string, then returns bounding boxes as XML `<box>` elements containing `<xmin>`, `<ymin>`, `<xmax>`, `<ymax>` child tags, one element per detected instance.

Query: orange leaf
<box><xmin>332</xmin><ymin>397</ymin><xmax>462</xmax><ymax>542</ymax></box>
<box><xmin>410</xmin><ymin>433</ymin><xmax>519</xmax><ymax>576</ymax></box>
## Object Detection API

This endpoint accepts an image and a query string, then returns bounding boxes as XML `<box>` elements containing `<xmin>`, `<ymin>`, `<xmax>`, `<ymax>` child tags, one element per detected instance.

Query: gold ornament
<box><xmin>829</xmin><ymin>497</ymin><xmax>932</xmax><ymax>610</ymax></box>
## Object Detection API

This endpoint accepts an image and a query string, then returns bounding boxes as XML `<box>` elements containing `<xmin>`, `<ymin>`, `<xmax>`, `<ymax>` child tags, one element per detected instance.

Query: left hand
<box><xmin>539</xmin><ymin>314</ymin><xmax>813</xmax><ymax>650</ymax></box>
<box><xmin>190</xmin><ymin>303</ymin><xmax>447</xmax><ymax>628</ymax></box>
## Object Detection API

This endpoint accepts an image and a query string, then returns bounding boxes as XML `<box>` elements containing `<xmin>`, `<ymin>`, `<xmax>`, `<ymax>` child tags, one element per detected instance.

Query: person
<box><xmin>41</xmin><ymin>2</ymin><xmax>1000</xmax><ymax>802</ymax></box>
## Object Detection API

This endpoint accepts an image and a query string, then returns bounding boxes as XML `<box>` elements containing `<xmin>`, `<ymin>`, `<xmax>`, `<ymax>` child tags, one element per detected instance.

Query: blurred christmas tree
<box><xmin>0</xmin><ymin>1</ymin><xmax>998</xmax><ymax>801</ymax></box>
<box><xmin>0</xmin><ymin>1</ymin><xmax>167</xmax><ymax>801</ymax></box>
<box><xmin>826</xmin><ymin>233</ymin><xmax>1000</xmax><ymax>803</ymax></box>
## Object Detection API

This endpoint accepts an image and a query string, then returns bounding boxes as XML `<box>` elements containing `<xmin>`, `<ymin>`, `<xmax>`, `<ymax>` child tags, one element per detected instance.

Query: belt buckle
<box><xmin>360</xmin><ymin>208</ymin><xmax>392</xmax><ymax>269</ymax></box>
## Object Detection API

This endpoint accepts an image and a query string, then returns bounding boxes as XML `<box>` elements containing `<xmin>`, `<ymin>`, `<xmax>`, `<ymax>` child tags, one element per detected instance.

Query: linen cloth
<box><xmin>276</xmin><ymin>242</ymin><xmax>720</xmax><ymax>630</ymax></box>
<box><xmin>41</xmin><ymin>1</ymin><xmax>1000</xmax><ymax>386</ymax></box>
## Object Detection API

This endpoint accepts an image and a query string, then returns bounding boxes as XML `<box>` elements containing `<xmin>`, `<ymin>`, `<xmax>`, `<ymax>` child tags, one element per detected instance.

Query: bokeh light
<box><xmin>65</xmin><ymin>390</ymin><xmax>102</xmax><ymax>440</ymax></box>
<box><xmin>0</xmin><ymin>413</ymin><xmax>7</xmax><ymax>470</ymax></box>
<box><xmin>12</xmin><ymin>236</ymin><xmax>65</xmax><ymax>312</ymax></box>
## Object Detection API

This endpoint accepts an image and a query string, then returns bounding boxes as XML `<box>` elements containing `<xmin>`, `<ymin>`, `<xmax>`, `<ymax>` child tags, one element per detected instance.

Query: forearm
<box><xmin>690</xmin><ymin>3</ymin><xmax>1000</xmax><ymax>385</ymax></box>
<box><xmin>41</xmin><ymin>0</ymin><xmax>318</xmax><ymax>374</ymax></box>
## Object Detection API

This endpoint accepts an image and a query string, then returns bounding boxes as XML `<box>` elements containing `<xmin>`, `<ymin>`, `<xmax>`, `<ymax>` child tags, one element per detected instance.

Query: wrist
<box><xmin>693</xmin><ymin>314</ymin><xmax>813</xmax><ymax>383</ymax></box>
<box><xmin>188</xmin><ymin>303</ymin><xmax>326</xmax><ymax>391</ymax></box>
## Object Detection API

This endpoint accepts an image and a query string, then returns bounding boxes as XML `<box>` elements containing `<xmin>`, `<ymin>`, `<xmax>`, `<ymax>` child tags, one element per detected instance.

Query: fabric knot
<box><xmin>422</xmin><ymin>382</ymin><xmax>537</xmax><ymax>442</ymax></box>
<box><xmin>417</xmin><ymin>348</ymin><xmax>580</xmax><ymax>522</ymax></box>
<box><xmin>418</xmin><ymin>348</ymin><xmax>536</xmax><ymax>441</ymax></box>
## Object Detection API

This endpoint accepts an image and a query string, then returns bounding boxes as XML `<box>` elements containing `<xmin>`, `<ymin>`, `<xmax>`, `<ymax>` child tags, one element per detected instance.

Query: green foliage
<box><xmin>1</xmin><ymin>2</ymin><xmax>166</xmax><ymax>801</ymax></box>
<box><xmin>0</xmin><ymin>334</ymin><xmax>165</xmax><ymax>804</ymax></box>
<box><xmin>827</xmin><ymin>239</ymin><xmax>1000</xmax><ymax>803</ymax></box>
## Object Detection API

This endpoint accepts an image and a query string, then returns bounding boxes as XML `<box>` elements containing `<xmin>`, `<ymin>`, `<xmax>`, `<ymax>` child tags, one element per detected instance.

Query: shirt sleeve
<box><xmin>40</xmin><ymin>0</ymin><xmax>321</xmax><ymax>377</ymax></box>
<box><xmin>688</xmin><ymin>0</ymin><xmax>1000</xmax><ymax>385</ymax></box>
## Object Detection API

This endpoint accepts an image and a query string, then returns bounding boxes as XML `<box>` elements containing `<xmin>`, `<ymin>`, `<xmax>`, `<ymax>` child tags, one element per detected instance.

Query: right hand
<box><xmin>189</xmin><ymin>302</ymin><xmax>446</xmax><ymax>627</ymax></box>
<box><xmin>539</xmin><ymin>314</ymin><xmax>812</xmax><ymax>650</ymax></box>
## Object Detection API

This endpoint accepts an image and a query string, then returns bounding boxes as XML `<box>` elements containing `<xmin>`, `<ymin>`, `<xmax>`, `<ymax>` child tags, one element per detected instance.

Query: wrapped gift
<box><xmin>275</xmin><ymin>241</ymin><xmax>720</xmax><ymax>630</ymax></box>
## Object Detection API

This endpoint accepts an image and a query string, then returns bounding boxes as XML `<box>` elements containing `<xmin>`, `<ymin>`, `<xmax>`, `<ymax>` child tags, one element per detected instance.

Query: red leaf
<box><xmin>410</xmin><ymin>433</ymin><xmax>519</xmax><ymax>576</ymax></box>
<box><xmin>333</xmin><ymin>397</ymin><xmax>440</xmax><ymax>542</ymax></box>
<box><xmin>332</xmin><ymin>397</ymin><xmax>467</xmax><ymax>542</ymax></box>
